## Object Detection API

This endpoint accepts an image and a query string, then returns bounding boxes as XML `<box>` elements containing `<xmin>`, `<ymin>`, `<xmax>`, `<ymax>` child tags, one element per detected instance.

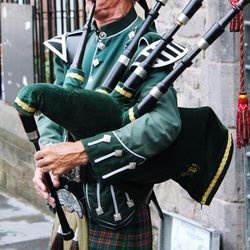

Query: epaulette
<box><xmin>43</xmin><ymin>29</ymin><xmax>83</xmax><ymax>63</ymax></box>
<box><xmin>131</xmin><ymin>40</ymin><xmax>188</xmax><ymax>69</ymax></box>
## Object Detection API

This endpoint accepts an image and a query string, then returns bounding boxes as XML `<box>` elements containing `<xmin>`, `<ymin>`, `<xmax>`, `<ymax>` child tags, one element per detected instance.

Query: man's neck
<box><xmin>95</xmin><ymin>4</ymin><xmax>133</xmax><ymax>27</ymax></box>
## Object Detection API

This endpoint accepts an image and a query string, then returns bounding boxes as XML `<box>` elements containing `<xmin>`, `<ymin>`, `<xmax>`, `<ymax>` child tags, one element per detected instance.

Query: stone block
<box><xmin>176</xmin><ymin>67</ymin><xmax>202</xmax><ymax>107</ymax></box>
<box><xmin>0</xmin><ymin>159</ymin><xmax>7</xmax><ymax>188</ymax></box>
<box><xmin>184</xmin><ymin>68</ymin><xmax>201</xmax><ymax>90</ymax></box>
<box><xmin>206</xmin><ymin>31</ymin><xmax>240</xmax><ymax>64</ymax></box>
<box><xmin>200</xmin><ymin>61</ymin><xmax>240</xmax><ymax>127</ymax></box>
<box><xmin>206</xmin><ymin>0</ymin><xmax>228</xmax><ymax>27</ymax></box>
<box><xmin>154</xmin><ymin>180</ymin><xmax>182</xmax><ymax>211</ymax></box>
<box><xmin>177</xmin><ymin>87</ymin><xmax>201</xmax><ymax>107</ymax></box>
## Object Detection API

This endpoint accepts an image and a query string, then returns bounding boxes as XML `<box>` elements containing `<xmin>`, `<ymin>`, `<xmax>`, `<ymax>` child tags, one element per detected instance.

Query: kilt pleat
<box><xmin>88</xmin><ymin>204</ymin><xmax>152</xmax><ymax>250</ymax></box>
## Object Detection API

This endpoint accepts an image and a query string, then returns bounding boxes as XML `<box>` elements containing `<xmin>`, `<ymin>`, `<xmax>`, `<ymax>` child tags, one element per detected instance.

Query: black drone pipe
<box><xmin>101</xmin><ymin>0</ymin><xmax>168</xmax><ymax>91</ymax></box>
<box><xmin>136</xmin><ymin>0</ymin><xmax>249</xmax><ymax>116</ymax></box>
<box><xmin>18</xmin><ymin>115</ymin><xmax>74</xmax><ymax>241</ymax></box>
<box><xmin>63</xmin><ymin>1</ymin><xmax>95</xmax><ymax>89</ymax></box>
<box><xmin>123</xmin><ymin>0</ymin><xmax>203</xmax><ymax>90</ymax></box>
<box><xmin>70</xmin><ymin>1</ymin><xmax>95</xmax><ymax>69</ymax></box>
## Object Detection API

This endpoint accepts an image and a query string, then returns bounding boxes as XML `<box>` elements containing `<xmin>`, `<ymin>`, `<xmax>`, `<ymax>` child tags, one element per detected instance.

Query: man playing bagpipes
<box><xmin>14</xmin><ymin>0</ymin><xmax>250</xmax><ymax>248</ymax></box>
<box><xmin>30</xmin><ymin>0</ymin><xmax>181</xmax><ymax>249</ymax></box>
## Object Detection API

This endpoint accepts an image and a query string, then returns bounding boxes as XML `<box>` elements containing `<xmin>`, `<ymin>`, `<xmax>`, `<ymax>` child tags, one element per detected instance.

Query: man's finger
<box><xmin>50</xmin><ymin>173</ymin><xmax>60</xmax><ymax>188</ymax></box>
<box><xmin>35</xmin><ymin>158</ymin><xmax>46</xmax><ymax>168</ymax></box>
<box><xmin>33</xmin><ymin>170</ymin><xmax>47</xmax><ymax>191</ymax></box>
<box><xmin>34</xmin><ymin>150</ymin><xmax>45</xmax><ymax>161</ymax></box>
<box><xmin>47</xmin><ymin>196</ymin><xmax>56</xmax><ymax>208</ymax></box>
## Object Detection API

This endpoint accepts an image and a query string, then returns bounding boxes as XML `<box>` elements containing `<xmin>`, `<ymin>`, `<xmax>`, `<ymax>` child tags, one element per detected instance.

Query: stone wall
<box><xmin>0</xmin><ymin>100</ymin><xmax>50</xmax><ymax>214</ymax></box>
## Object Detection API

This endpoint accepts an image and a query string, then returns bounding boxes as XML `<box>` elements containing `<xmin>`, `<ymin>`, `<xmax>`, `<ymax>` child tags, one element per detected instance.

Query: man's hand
<box><xmin>32</xmin><ymin>168</ymin><xmax>60</xmax><ymax>208</ymax></box>
<box><xmin>34</xmin><ymin>141</ymin><xmax>89</xmax><ymax>176</ymax></box>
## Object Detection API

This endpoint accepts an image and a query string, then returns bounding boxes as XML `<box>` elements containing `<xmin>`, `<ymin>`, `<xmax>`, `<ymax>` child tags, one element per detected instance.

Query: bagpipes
<box><xmin>13</xmin><ymin>0</ymin><xmax>249</xmax><ymax>240</ymax></box>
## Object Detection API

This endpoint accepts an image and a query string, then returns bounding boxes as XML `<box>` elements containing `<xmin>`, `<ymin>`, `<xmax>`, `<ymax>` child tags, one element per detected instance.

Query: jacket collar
<box><xmin>95</xmin><ymin>7</ymin><xmax>138</xmax><ymax>38</ymax></box>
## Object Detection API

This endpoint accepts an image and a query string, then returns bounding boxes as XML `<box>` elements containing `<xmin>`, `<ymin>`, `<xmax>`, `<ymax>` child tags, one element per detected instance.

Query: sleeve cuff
<box><xmin>82</xmin><ymin>131</ymin><xmax>146</xmax><ymax>180</ymax></box>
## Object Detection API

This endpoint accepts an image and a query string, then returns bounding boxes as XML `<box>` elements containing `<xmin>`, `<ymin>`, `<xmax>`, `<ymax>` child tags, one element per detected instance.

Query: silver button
<box><xmin>97</xmin><ymin>42</ymin><xmax>106</xmax><ymax>50</ymax></box>
<box><xmin>88</xmin><ymin>76</ymin><xmax>94</xmax><ymax>83</ymax></box>
<box><xmin>95</xmin><ymin>207</ymin><xmax>104</xmax><ymax>215</ymax></box>
<box><xmin>128</xmin><ymin>31</ymin><xmax>135</xmax><ymax>39</ymax></box>
<box><xmin>93</xmin><ymin>58</ymin><xmax>100</xmax><ymax>67</ymax></box>
<box><xmin>114</xmin><ymin>213</ymin><xmax>122</xmax><ymax>221</ymax></box>
<box><xmin>98</xmin><ymin>31</ymin><xmax>107</xmax><ymax>40</ymax></box>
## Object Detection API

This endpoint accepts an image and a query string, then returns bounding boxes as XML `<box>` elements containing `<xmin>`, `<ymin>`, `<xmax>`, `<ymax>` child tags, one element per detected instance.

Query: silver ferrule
<box><xmin>150</xmin><ymin>86</ymin><xmax>164</xmax><ymax>100</ymax></box>
<box><xmin>134</xmin><ymin>66</ymin><xmax>148</xmax><ymax>79</ymax></box>
<box><xmin>177</xmin><ymin>13</ymin><xmax>189</xmax><ymax>25</ymax></box>
<box><xmin>118</xmin><ymin>55</ymin><xmax>130</xmax><ymax>66</ymax></box>
<box><xmin>197</xmin><ymin>38</ymin><xmax>210</xmax><ymax>50</ymax></box>
<box><xmin>27</xmin><ymin>131</ymin><xmax>39</xmax><ymax>141</ymax></box>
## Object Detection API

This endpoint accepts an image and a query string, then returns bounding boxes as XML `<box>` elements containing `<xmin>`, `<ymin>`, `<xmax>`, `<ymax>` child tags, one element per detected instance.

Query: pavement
<box><xmin>0</xmin><ymin>191</ymin><xmax>53</xmax><ymax>250</ymax></box>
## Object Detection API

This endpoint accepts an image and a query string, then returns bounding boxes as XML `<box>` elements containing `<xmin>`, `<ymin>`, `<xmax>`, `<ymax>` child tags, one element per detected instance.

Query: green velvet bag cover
<box><xmin>108</xmin><ymin>107</ymin><xmax>234</xmax><ymax>205</ymax></box>
<box><xmin>14</xmin><ymin>83</ymin><xmax>123</xmax><ymax>139</ymax></box>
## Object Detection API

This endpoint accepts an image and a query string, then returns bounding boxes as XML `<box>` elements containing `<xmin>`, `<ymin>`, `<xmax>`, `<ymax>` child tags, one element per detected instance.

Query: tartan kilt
<box><xmin>88</xmin><ymin>203</ymin><xmax>152</xmax><ymax>250</ymax></box>
<box><xmin>49</xmin><ymin>203</ymin><xmax>152</xmax><ymax>250</ymax></box>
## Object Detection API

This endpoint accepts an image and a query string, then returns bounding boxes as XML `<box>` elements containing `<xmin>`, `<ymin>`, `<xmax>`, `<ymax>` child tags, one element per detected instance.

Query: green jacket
<box><xmin>39</xmin><ymin>8</ymin><xmax>181</xmax><ymax>228</ymax></box>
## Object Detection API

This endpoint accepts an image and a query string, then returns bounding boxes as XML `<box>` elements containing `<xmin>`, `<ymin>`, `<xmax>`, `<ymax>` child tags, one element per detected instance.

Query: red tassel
<box><xmin>236</xmin><ymin>92</ymin><xmax>250</xmax><ymax>148</ymax></box>
<box><xmin>229</xmin><ymin>0</ymin><xmax>241</xmax><ymax>32</ymax></box>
